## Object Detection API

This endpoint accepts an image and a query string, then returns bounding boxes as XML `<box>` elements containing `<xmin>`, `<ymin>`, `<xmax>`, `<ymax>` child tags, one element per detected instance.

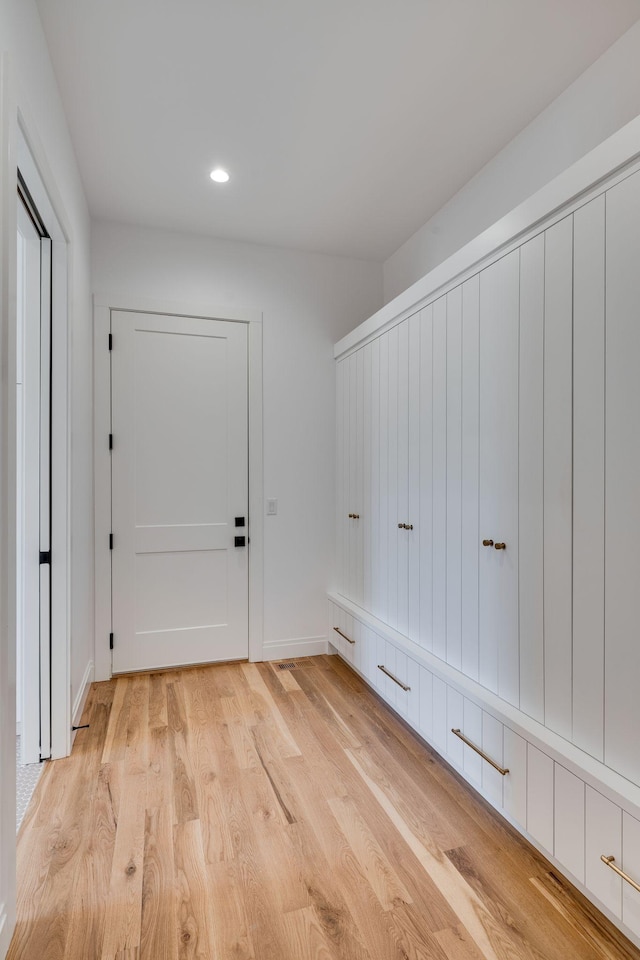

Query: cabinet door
<box><xmin>461</xmin><ymin>276</ymin><xmax>480</xmax><ymax>680</ymax></box>
<box><xmin>418</xmin><ymin>305</ymin><xmax>434</xmax><ymax>652</ymax></box>
<box><xmin>544</xmin><ymin>216</ymin><xmax>574</xmax><ymax>741</ymax></box>
<box><xmin>432</xmin><ymin>296</ymin><xmax>447</xmax><ymax>661</ymax></box>
<box><xmin>336</xmin><ymin>358</ymin><xmax>348</xmax><ymax>597</ymax></box>
<box><xmin>519</xmin><ymin>234</ymin><xmax>545</xmax><ymax>723</ymax></box>
<box><xmin>446</xmin><ymin>286</ymin><xmax>463</xmax><ymax>670</ymax></box>
<box><xmin>478</xmin><ymin>251</ymin><xmax>519</xmax><ymax>703</ymax></box>
<box><xmin>572</xmin><ymin>196</ymin><xmax>605</xmax><ymax>761</ymax></box>
<box><xmin>349</xmin><ymin>350</ymin><xmax>365</xmax><ymax>605</ymax></box>
<box><xmin>605</xmin><ymin>169</ymin><xmax>640</xmax><ymax>787</ymax></box>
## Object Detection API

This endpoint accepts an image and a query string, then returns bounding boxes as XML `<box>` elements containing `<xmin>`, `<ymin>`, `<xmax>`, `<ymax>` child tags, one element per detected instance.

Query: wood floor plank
<box><xmin>10</xmin><ymin>657</ymin><xmax>640</xmax><ymax>960</ymax></box>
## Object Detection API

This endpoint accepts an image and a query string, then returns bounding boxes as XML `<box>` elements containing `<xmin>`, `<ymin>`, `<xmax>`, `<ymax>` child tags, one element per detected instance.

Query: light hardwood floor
<box><xmin>8</xmin><ymin>655</ymin><xmax>640</xmax><ymax>959</ymax></box>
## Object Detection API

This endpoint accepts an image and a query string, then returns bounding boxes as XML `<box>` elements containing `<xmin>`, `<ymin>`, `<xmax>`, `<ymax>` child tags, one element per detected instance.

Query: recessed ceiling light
<box><xmin>210</xmin><ymin>168</ymin><xmax>230</xmax><ymax>183</ymax></box>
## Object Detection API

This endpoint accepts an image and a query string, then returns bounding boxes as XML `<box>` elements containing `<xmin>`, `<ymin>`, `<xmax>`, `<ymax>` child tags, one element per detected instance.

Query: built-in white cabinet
<box><xmin>332</xmin><ymin>152</ymin><xmax>640</xmax><ymax>950</ymax></box>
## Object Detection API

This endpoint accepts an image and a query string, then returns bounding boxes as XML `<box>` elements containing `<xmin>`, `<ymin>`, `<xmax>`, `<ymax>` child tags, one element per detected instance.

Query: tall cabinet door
<box><xmin>605</xmin><ymin>168</ymin><xmax>640</xmax><ymax>786</ymax></box>
<box><xmin>478</xmin><ymin>251</ymin><xmax>520</xmax><ymax>704</ymax></box>
<box><xmin>337</xmin><ymin>350</ymin><xmax>364</xmax><ymax>605</ymax></box>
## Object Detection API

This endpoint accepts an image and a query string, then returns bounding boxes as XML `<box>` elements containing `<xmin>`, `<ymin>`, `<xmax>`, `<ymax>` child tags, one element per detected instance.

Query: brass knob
<box><xmin>494</xmin><ymin>542</ymin><xmax>506</xmax><ymax>550</ymax></box>
<box><xmin>353</xmin><ymin>513</ymin><xmax>360</xmax><ymax>520</ymax></box>
<box><xmin>482</xmin><ymin>539</ymin><xmax>494</xmax><ymax>547</ymax></box>
<box><xmin>348</xmin><ymin>513</ymin><xmax>354</xmax><ymax>518</ymax></box>
<box><xmin>405</xmin><ymin>523</ymin><xmax>413</xmax><ymax>531</ymax></box>
<box><xmin>398</xmin><ymin>522</ymin><xmax>404</xmax><ymax>529</ymax></box>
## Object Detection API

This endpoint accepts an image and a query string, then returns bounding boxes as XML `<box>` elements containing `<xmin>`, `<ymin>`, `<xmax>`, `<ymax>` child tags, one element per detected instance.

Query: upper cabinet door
<box><xmin>478</xmin><ymin>250</ymin><xmax>520</xmax><ymax>704</ymax></box>
<box><xmin>605</xmin><ymin>168</ymin><xmax>640</xmax><ymax>787</ymax></box>
<box><xmin>336</xmin><ymin>350</ymin><xmax>364</xmax><ymax>605</ymax></box>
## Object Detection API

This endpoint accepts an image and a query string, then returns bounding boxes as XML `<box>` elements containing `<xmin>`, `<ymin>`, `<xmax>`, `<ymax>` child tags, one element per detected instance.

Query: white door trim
<box><xmin>16</xmin><ymin>120</ymin><xmax>71</xmax><ymax>762</ymax></box>
<box><xmin>93</xmin><ymin>295</ymin><xmax>264</xmax><ymax>681</ymax></box>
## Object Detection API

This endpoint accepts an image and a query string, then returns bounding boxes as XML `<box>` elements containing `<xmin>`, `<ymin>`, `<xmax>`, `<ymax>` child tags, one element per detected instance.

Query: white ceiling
<box><xmin>37</xmin><ymin>0</ymin><xmax>640</xmax><ymax>261</ymax></box>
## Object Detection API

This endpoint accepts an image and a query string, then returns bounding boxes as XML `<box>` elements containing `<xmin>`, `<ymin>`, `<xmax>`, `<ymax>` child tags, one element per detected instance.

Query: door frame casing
<box><xmin>93</xmin><ymin>295</ymin><xmax>264</xmax><ymax>681</ymax></box>
<box><xmin>16</xmin><ymin>121</ymin><xmax>71</xmax><ymax>762</ymax></box>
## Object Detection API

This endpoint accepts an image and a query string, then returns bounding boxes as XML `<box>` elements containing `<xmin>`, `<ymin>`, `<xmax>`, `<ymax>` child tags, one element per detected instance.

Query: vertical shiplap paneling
<box><xmin>433</xmin><ymin>676</ymin><xmax>448</xmax><ymax>751</ymax></box>
<box><xmin>544</xmin><ymin>215</ymin><xmax>574</xmax><ymax>741</ymax></box>
<box><xmin>408</xmin><ymin>313</ymin><xmax>421</xmax><ymax>644</ymax></box>
<box><xmin>362</xmin><ymin>343</ymin><xmax>373</xmax><ymax>610</ymax></box>
<box><xmin>605</xmin><ymin>170</ymin><xmax>640</xmax><ymax>786</ymax></box>
<box><xmin>419</xmin><ymin>306</ymin><xmax>434</xmax><ymax>651</ymax></box>
<box><xmin>462</xmin><ymin>699</ymin><xmax>483</xmax><ymax>787</ymax></box>
<box><xmin>355</xmin><ymin>348</ymin><xmax>365</xmax><ymax>605</ymax></box>
<box><xmin>461</xmin><ymin>275</ymin><xmax>480</xmax><ymax>681</ymax></box>
<box><xmin>519</xmin><ymin>234</ymin><xmax>545</xmax><ymax>723</ymax></box>
<box><xmin>482</xmin><ymin>712</ymin><xmax>504</xmax><ymax>808</ymax></box>
<box><xmin>370</xmin><ymin>338</ymin><xmax>381</xmax><ymax>620</ymax></box>
<box><xmin>336</xmin><ymin>359</ymin><xmax>346</xmax><ymax>597</ymax></box>
<box><xmin>387</xmin><ymin>325</ymin><xmax>399</xmax><ymax>629</ymax></box>
<box><xmin>348</xmin><ymin>351</ymin><xmax>358</xmax><ymax>601</ymax></box>
<box><xmin>432</xmin><ymin>296</ymin><xmax>448</xmax><ymax>661</ymax></box>
<box><xmin>446</xmin><ymin>286</ymin><xmax>463</xmax><ymax>670</ymax></box>
<box><xmin>573</xmin><ymin>195</ymin><xmax>605</xmax><ymax>762</ymax></box>
<box><xmin>479</xmin><ymin>251</ymin><xmax>519</xmax><ymax>701</ymax></box>
<box><xmin>378</xmin><ymin>333</ymin><xmax>390</xmax><ymax>623</ymax></box>
<box><xmin>397</xmin><ymin>320</ymin><xmax>410</xmax><ymax>637</ymax></box>
<box><xmin>447</xmin><ymin>688</ymin><xmax>464</xmax><ymax>767</ymax></box>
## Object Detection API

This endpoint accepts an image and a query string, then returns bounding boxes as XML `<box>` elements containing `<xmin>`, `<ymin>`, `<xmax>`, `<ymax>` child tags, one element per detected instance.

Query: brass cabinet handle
<box><xmin>600</xmin><ymin>856</ymin><xmax>640</xmax><ymax>894</ymax></box>
<box><xmin>451</xmin><ymin>729</ymin><xmax>509</xmax><ymax>776</ymax></box>
<box><xmin>333</xmin><ymin>626</ymin><xmax>355</xmax><ymax>645</ymax></box>
<box><xmin>482</xmin><ymin>539</ymin><xmax>494</xmax><ymax>547</ymax></box>
<box><xmin>348</xmin><ymin>513</ymin><xmax>360</xmax><ymax>519</ymax></box>
<box><xmin>398</xmin><ymin>523</ymin><xmax>414</xmax><ymax>530</ymax></box>
<box><xmin>378</xmin><ymin>665</ymin><xmax>411</xmax><ymax>691</ymax></box>
<box><xmin>494</xmin><ymin>542</ymin><xmax>506</xmax><ymax>550</ymax></box>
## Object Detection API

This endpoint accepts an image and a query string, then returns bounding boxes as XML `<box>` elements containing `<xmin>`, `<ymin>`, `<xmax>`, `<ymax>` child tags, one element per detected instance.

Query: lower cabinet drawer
<box><xmin>586</xmin><ymin>786</ymin><xmax>622</xmax><ymax>919</ymax></box>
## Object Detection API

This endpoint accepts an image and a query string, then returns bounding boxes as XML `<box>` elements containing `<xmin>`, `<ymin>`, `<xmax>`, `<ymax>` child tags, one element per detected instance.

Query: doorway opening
<box><xmin>15</xmin><ymin>173</ymin><xmax>52</xmax><ymax>814</ymax></box>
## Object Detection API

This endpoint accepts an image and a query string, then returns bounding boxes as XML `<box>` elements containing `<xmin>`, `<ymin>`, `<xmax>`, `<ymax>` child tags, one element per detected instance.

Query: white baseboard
<box><xmin>261</xmin><ymin>636</ymin><xmax>329</xmax><ymax>661</ymax></box>
<box><xmin>0</xmin><ymin>904</ymin><xmax>11</xmax><ymax>960</ymax></box>
<box><xmin>71</xmin><ymin>660</ymin><xmax>94</xmax><ymax>743</ymax></box>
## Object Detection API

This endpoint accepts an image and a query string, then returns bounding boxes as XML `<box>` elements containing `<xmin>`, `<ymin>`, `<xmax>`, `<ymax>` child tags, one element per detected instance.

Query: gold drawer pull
<box><xmin>482</xmin><ymin>539</ymin><xmax>494</xmax><ymax>547</ymax></box>
<box><xmin>494</xmin><ymin>542</ymin><xmax>506</xmax><ymax>550</ymax></box>
<box><xmin>378</xmin><ymin>665</ymin><xmax>410</xmax><ymax>691</ymax></box>
<box><xmin>333</xmin><ymin>626</ymin><xmax>355</xmax><ymax>645</ymax></box>
<box><xmin>601</xmin><ymin>855</ymin><xmax>640</xmax><ymax>894</ymax></box>
<box><xmin>451</xmin><ymin>729</ymin><xmax>509</xmax><ymax>776</ymax></box>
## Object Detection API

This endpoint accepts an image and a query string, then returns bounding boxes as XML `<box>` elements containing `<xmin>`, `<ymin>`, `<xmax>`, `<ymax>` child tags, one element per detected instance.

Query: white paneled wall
<box><xmin>332</xmin><ymin>155</ymin><xmax>640</xmax><ymax>948</ymax></box>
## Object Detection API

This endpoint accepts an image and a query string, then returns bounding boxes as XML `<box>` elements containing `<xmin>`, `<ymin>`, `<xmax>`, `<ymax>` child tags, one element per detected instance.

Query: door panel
<box><xmin>478</xmin><ymin>251</ymin><xmax>519</xmax><ymax>703</ymax></box>
<box><xmin>543</xmin><ymin>216</ymin><xmax>574</xmax><ymax>741</ymax></box>
<box><xmin>111</xmin><ymin>311</ymin><xmax>248</xmax><ymax>673</ymax></box>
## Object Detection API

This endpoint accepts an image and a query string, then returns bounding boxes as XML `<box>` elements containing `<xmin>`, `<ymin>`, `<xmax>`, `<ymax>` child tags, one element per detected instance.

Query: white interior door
<box><xmin>111</xmin><ymin>311</ymin><xmax>249</xmax><ymax>673</ymax></box>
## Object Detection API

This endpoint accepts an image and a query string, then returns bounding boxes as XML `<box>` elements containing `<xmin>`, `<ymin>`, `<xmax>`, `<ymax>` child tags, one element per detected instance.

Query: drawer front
<box><xmin>482</xmin><ymin>712</ymin><xmax>505</xmax><ymax>808</ymax></box>
<box><xmin>622</xmin><ymin>812</ymin><xmax>640</xmax><ymax>938</ymax></box>
<box><xmin>527</xmin><ymin>744</ymin><xmax>554</xmax><ymax>853</ymax></box>
<box><xmin>503</xmin><ymin>727</ymin><xmax>527</xmax><ymax>828</ymax></box>
<box><xmin>586</xmin><ymin>786</ymin><xmax>622</xmax><ymax>919</ymax></box>
<box><xmin>554</xmin><ymin>764</ymin><xmax>586</xmax><ymax>884</ymax></box>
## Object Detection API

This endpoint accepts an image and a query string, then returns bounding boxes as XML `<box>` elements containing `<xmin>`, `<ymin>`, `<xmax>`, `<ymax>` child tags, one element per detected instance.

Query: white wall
<box><xmin>383</xmin><ymin>19</ymin><xmax>640</xmax><ymax>302</ymax></box>
<box><xmin>91</xmin><ymin>220</ymin><xmax>382</xmax><ymax>658</ymax></box>
<box><xmin>0</xmin><ymin>0</ymin><xmax>92</xmax><ymax>953</ymax></box>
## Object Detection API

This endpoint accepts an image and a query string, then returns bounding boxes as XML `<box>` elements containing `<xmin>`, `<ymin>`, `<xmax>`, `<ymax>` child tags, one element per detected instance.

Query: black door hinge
<box><xmin>109</xmin><ymin>433</ymin><xmax>113</xmax><ymax>450</ymax></box>
<box><xmin>109</xmin><ymin>533</ymin><xmax>114</xmax><ymax>550</ymax></box>
<box><xmin>109</xmin><ymin>632</ymin><xmax>114</xmax><ymax>650</ymax></box>
<box><xmin>39</xmin><ymin>550</ymin><xmax>51</xmax><ymax>564</ymax></box>
<box><xmin>108</xmin><ymin>333</ymin><xmax>113</xmax><ymax>350</ymax></box>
